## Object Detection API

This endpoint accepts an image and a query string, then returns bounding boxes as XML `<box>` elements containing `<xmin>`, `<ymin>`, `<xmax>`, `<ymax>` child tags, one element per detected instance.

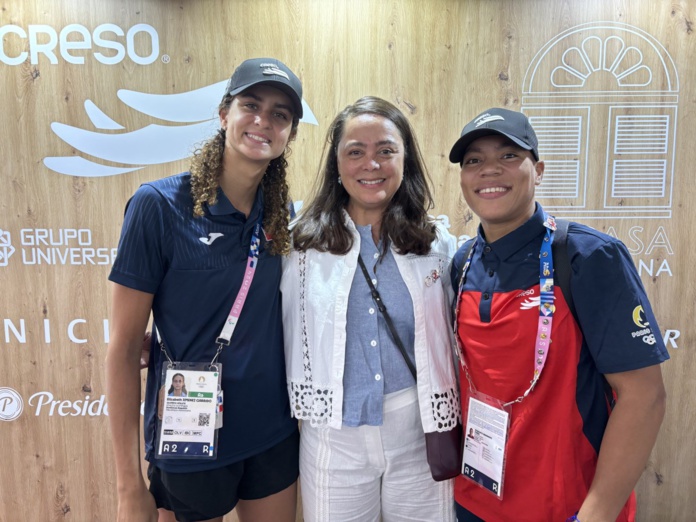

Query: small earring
<box><xmin>338</xmin><ymin>176</ymin><xmax>342</xmax><ymax>185</ymax></box>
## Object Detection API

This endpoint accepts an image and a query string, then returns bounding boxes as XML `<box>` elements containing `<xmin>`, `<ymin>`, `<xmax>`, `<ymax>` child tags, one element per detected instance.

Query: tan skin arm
<box><xmin>106</xmin><ymin>283</ymin><xmax>158</xmax><ymax>522</ymax></box>
<box><xmin>576</xmin><ymin>365</ymin><xmax>666</xmax><ymax>522</ymax></box>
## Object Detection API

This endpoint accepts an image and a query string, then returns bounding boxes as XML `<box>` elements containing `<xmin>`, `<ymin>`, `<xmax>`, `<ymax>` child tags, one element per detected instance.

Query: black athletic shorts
<box><xmin>148</xmin><ymin>429</ymin><xmax>300</xmax><ymax>522</ymax></box>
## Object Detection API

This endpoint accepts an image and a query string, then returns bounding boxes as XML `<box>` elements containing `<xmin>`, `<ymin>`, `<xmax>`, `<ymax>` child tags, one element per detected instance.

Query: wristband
<box><xmin>566</xmin><ymin>514</ymin><xmax>581</xmax><ymax>522</ymax></box>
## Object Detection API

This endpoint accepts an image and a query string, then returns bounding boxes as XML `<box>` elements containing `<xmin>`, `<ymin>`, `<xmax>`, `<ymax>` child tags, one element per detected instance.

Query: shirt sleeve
<box><xmin>570</xmin><ymin>236</ymin><xmax>669</xmax><ymax>374</ymax></box>
<box><xmin>108</xmin><ymin>184</ymin><xmax>168</xmax><ymax>294</ymax></box>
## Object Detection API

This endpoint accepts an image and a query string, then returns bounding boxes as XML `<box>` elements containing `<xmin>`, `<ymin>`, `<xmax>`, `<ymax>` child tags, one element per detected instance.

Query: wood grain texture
<box><xmin>0</xmin><ymin>0</ymin><xmax>692</xmax><ymax>520</ymax></box>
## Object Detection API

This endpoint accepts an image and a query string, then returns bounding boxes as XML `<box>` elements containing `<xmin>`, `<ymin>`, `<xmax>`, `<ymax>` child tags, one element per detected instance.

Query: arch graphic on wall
<box><xmin>522</xmin><ymin>21</ymin><xmax>679</xmax><ymax>219</ymax></box>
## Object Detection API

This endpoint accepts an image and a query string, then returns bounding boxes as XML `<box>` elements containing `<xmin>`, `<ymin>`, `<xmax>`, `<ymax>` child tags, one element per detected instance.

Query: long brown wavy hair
<box><xmin>292</xmin><ymin>96</ymin><xmax>436</xmax><ymax>255</ymax></box>
<box><xmin>189</xmin><ymin>92</ymin><xmax>298</xmax><ymax>256</ymax></box>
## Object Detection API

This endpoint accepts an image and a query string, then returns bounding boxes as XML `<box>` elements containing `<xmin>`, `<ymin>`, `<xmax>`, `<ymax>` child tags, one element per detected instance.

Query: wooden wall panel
<box><xmin>0</xmin><ymin>0</ymin><xmax>692</xmax><ymax>520</ymax></box>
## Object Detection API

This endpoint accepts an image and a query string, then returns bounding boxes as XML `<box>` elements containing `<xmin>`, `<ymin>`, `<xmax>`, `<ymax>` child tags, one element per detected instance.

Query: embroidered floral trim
<box><xmin>292</xmin><ymin>253</ymin><xmax>333</xmax><ymax>425</ymax></box>
<box><xmin>431</xmin><ymin>387</ymin><xmax>461</xmax><ymax>431</ymax></box>
<box><xmin>298</xmin><ymin>252</ymin><xmax>312</xmax><ymax>380</ymax></box>
<box><xmin>289</xmin><ymin>381</ymin><xmax>333</xmax><ymax>425</ymax></box>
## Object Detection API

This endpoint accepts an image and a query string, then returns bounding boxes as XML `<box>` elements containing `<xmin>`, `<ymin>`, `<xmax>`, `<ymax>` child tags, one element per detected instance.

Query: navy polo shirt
<box><xmin>450</xmin><ymin>203</ymin><xmax>669</xmax><ymax>521</ymax></box>
<box><xmin>110</xmin><ymin>172</ymin><xmax>296</xmax><ymax>473</ymax></box>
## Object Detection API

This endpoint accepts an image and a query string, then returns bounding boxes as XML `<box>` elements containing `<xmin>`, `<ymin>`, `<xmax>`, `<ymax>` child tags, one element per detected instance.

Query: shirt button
<box><xmin>369</xmin><ymin>308</ymin><xmax>375</xmax><ymax>314</ymax></box>
<box><xmin>373</xmin><ymin>253</ymin><xmax>379</xmax><ymax>259</ymax></box>
<box><xmin>370</xmin><ymin>340</ymin><xmax>377</xmax><ymax>347</ymax></box>
<box><xmin>488</xmin><ymin>269</ymin><xmax>494</xmax><ymax>277</ymax></box>
<box><xmin>375</xmin><ymin>374</ymin><xmax>381</xmax><ymax>381</ymax></box>
<box><xmin>372</xmin><ymin>278</ymin><xmax>377</xmax><ymax>285</ymax></box>
<box><xmin>483</xmin><ymin>293</ymin><xmax>490</xmax><ymax>300</ymax></box>
<box><xmin>483</xmin><ymin>246</ymin><xmax>491</xmax><ymax>254</ymax></box>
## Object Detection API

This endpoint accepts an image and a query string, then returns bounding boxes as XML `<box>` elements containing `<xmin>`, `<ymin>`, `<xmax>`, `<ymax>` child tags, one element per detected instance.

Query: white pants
<box><xmin>299</xmin><ymin>387</ymin><xmax>454</xmax><ymax>522</ymax></box>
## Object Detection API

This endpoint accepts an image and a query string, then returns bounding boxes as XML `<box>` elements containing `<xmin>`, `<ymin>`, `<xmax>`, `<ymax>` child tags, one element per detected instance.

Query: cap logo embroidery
<box><xmin>260</xmin><ymin>64</ymin><xmax>290</xmax><ymax>80</ymax></box>
<box><xmin>474</xmin><ymin>114</ymin><xmax>505</xmax><ymax>127</ymax></box>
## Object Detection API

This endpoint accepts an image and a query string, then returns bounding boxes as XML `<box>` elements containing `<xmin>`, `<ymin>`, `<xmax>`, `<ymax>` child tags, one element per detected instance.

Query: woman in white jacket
<box><xmin>282</xmin><ymin>96</ymin><xmax>459</xmax><ymax>521</ymax></box>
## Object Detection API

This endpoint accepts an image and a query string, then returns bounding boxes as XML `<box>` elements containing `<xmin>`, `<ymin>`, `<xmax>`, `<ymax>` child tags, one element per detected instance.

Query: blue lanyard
<box><xmin>454</xmin><ymin>213</ymin><xmax>558</xmax><ymax>405</ymax></box>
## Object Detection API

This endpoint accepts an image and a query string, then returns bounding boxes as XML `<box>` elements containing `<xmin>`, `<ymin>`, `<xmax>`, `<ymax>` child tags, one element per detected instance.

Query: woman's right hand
<box><xmin>140</xmin><ymin>331</ymin><xmax>152</xmax><ymax>369</ymax></box>
<box><xmin>117</xmin><ymin>488</ymin><xmax>158</xmax><ymax>522</ymax></box>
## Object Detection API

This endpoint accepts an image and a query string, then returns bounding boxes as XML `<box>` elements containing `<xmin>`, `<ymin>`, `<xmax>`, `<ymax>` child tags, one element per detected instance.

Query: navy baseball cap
<box><xmin>449</xmin><ymin>108</ymin><xmax>539</xmax><ymax>163</ymax></box>
<box><xmin>225</xmin><ymin>58</ymin><xmax>303</xmax><ymax>118</ymax></box>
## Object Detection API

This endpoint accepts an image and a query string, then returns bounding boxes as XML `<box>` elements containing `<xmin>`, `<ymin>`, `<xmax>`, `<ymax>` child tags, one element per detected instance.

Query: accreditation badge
<box><xmin>155</xmin><ymin>362</ymin><xmax>222</xmax><ymax>460</ymax></box>
<box><xmin>462</xmin><ymin>390</ymin><xmax>511</xmax><ymax>499</ymax></box>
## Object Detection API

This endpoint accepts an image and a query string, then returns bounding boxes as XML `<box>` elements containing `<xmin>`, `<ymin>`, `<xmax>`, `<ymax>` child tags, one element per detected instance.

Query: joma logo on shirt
<box><xmin>199</xmin><ymin>233</ymin><xmax>223</xmax><ymax>245</ymax></box>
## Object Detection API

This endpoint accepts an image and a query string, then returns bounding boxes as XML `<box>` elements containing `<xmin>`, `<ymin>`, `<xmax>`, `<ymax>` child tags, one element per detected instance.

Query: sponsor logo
<box><xmin>516</xmin><ymin>289</ymin><xmax>535</xmax><ymax>298</ymax></box>
<box><xmin>0</xmin><ymin>23</ymin><xmax>159</xmax><ymax>66</ymax></box>
<box><xmin>43</xmin><ymin>83</ymin><xmax>318</xmax><ymax>178</ymax></box>
<box><xmin>0</xmin><ymin>387</ymin><xmax>24</xmax><ymax>421</ymax></box>
<box><xmin>630</xmin><ymin>305</ymin><xmax>656</xmax><ymax>345</ymax></box>
<box><xmin>521</xmin><ymin>296</ymin><xmax>541</xmax><ymax>310</ymax></box>
<box><xmin>199</xmin><ymin>232</ymin><xmax>223</xmax><ymax>245</ymax></box>
<box><xmin>0</xmin><ymin>228</ymin><xmax>116</xmax><ymax>267</ymax></box>
<box><xmin>259</xmin><ymin>63</ymin><xmax>290</xmax><ymax>80</ymax></box>
<box><xmin>0</xmin><ymin>229</ymin><xmax>15</xmax><ymax>266</ymax></box>
<box><xmin>8</xmin><ymin>391</ymin><xmax>146</xmax><ymax>417</ymax></box>
<box><xmin>474</xmin><ymin>113</ymin><xmax>505</xmax><ymax>127</ymax></box>
<box><xmin>632</xmin><ymin>305</ymin><xmax>648</xmax><ymax>328</ymax></box>
<box><xmin>29</xmin><ymin>392</ymin><xmax>109</xmax><ymax>416</ymax></box>
<box><xmin>542</xmin><ymin>261</ymin><xmax>551</xmax><ymax>276</ymax></box>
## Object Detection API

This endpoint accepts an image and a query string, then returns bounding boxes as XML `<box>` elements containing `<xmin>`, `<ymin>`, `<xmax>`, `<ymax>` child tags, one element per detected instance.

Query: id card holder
<box><xmin>155</xmin><ymin>361</ymin><xmax>222</xmax><ymax>460</ymax></box>
<box><xmin>461</xmin><ymin>390</ymin><xmax>511</xmax><ymax>500</ymax></box>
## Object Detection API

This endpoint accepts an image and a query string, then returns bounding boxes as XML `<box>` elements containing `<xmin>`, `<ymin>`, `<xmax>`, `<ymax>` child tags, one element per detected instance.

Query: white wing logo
<box><xmin>520</xmin><ymin>297</ymin><xmax>541</xmax><ymax>310</ymax></box>
<box><xmin>520</xmin><ymin>296</ymin><xmax>556</xmax><ymax>310</ymax></box>
<box><xmin>43</xmin><ymin>81</ymin><xmax>318</xmax><ymax>177</ymax></box>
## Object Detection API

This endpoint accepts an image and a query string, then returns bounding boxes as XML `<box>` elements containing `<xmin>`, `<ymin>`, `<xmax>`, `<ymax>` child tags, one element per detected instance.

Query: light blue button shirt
<box><xmin>342</xmin><ymin>225</ymin><xmax>415</xmax><ymax>427</ymax></box>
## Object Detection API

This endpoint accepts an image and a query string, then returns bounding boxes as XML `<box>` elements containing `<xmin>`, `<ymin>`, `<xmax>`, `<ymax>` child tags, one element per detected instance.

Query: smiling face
<box><xmin>219</xmin><ymin>84</ymin><xmax>296</xmax><ymax>167</ymax></box>
<box><xmin>459</xmin><ymin>134</ymin><xmax>544</xmax><ymax>242</ymax></box>
<box><xmin>337</xmin><ymin>114</ymin><xmax>405</xmax><ymax>224</ymax></box>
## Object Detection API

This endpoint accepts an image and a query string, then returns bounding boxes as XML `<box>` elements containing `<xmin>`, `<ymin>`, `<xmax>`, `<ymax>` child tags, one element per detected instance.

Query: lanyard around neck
<box><xmin>159</xmin><ymin>215</ymin><xmax>264</xmax><ymax>368</ymax></box>
<box><xmin>214</xmin><ymin>219</ymin><xmax>263</xmax><ymax>353</ymax></box>
<box><xmin>454</xmin><ymin>213</ymin><xmax>558</xmax><ymax>406</ymax></box>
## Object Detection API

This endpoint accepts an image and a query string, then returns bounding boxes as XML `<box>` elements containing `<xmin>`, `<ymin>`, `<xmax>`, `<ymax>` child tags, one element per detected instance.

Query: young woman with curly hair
<box><xmin>106</xmin><ymin>58</ymin><xmax>303</xmax><ymax>522</ymax></box>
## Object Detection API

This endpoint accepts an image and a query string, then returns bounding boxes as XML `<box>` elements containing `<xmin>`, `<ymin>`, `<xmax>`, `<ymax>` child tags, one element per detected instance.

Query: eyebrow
<box><xmin>344</xmin><ymin>139</ymin><xmax>400</xmax><ymax>148</ymax></box>
<box><xmin>238</xmin><ymin>92</ymin><xmax>294</xmax><ymax>114</ymax></box>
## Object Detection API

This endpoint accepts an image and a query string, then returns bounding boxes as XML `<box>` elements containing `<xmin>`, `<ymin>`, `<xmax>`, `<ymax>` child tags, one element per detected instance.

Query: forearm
<box><xmin>577</xmin><ymin>371</ymin><xmax>666</xmax><ymax>521</ymax></box>
<box><xmin>105</xmin><ymin>283</ymin><xmax>155</xmax><ymax>496</ymax></box>
<box><xmin>106</xmin><ymin>335</ymin><xmax>149</xmax><ymax>494</ymax></box>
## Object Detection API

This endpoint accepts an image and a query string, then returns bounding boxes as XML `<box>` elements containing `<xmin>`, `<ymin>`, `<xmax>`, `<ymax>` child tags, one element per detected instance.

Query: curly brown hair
<box><xmin>189</xmin><ymin>93</ymin><xmax>297</xmax><ymax>256</ymax></box>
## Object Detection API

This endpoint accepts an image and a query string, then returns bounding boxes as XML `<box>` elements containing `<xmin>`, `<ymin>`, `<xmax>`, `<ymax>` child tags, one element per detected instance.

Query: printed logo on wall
<box><xmin>0</xmin><ymin>389</ymin><xmax>149</xmax><ymax>418</ymax></box>
<box><xmin>0</xmin><ymin>228</ymin><xmax>116</xmax><ymax>267</ymax></box>
<box><xmin>0</xmin><ymin>229</ymin><xmax>15</xmax><ymax>267</ymax></box>
<box><xmin>0</xmin><ymin>23</ymin><xmax>160</xmax><ymax>66</ymax></box>
<box><xmin>43</xmin><ymin>83</ymin><xmax>318</xmax><ymax>178</ymax></box>
<box><xmin>0</xmin><ymin>387</ymin><xmax>24</xmax><ymax>421</ymax></box>
<box><xmin>522</xmin><ymin>21</ymin><xmax>679</xmax><ymax>220</ymax></box>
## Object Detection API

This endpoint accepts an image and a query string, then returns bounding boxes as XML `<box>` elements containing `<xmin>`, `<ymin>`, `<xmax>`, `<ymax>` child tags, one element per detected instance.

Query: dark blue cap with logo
<box><xmin>225</xmin><ymin>57</ymin><xmax>303</xmax><ymax>118</ymax></box>
<box><xmin>449</xmin><ymin>108</ymin><xmax>539</xmax><ymax>163</ymax></box>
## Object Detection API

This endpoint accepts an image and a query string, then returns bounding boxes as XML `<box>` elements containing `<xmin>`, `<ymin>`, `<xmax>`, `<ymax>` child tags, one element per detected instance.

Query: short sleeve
<box><xmin>571</xmin><ymin>237</ymin><xmax>669</xmax><ymax>374</ymax></box>
<box><xmin>109</xmin><ymin>184</ymin><xmax>168</xmax><ymax>294</ymax></box>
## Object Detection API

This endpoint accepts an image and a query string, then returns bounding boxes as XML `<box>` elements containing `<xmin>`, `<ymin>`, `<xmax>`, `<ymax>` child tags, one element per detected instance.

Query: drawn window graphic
<box><xmin>522</xmin><ymin>21</ymin><xmax>679</xmax><ymax>219</ymax></box>
<box><xmin>526</xmin><ymin>111</ymin><xmax>588</xmax><ymax>206</ymax></box>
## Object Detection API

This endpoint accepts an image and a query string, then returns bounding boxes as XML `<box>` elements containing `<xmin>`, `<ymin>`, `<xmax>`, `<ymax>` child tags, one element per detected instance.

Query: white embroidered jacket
<box><xmin>281</xmin><ymin>216</ymin><xmax>461</xmax><ymax>433</ymax></box>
